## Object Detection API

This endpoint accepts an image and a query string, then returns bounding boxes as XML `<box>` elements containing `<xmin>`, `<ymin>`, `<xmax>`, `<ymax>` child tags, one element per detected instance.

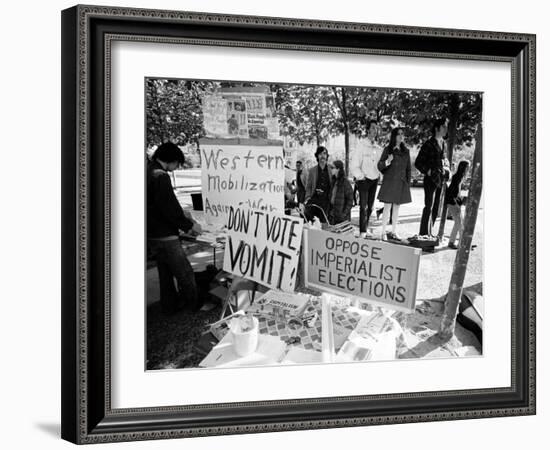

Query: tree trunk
<box><xmin>437</xmin><ymin>94</ymin><xmax>459</xmax><ymax>240</ymax></box>
<box><xmin>439</xmin><ymin>126</ymin><xmax>483</xmax><ymax>340</ymax></box>
<box><xmin>196</xmin><ymin>139</ymin><xmax>201</xmax><ymax>166</ymax></box>
<box><xmin>332</xmin><ymin>87</ymin><xmax>350</xmax><ymax>175</ymax></box>
<box><xmin>344</xmin><ymin>125</ymin><xmax>350</xmax><ymax>176</ymax></box>
<box><xmin>314</xmin><ymin>109</ymin><xmax>321</xmax><ymax>147</ymax></box>
<box><xmin>342</xmin><ymin>89</ymin><xmax>350</xmax><ymax>176</ymax></box>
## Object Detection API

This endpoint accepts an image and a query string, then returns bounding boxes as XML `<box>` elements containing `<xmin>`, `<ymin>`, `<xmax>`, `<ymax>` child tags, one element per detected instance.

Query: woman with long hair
<box><xmin>376</xmin><ymin>127</ymin><xmax>412</xmax><ymax>240</ymax></box>
<box><xmin>328</xmin><ymin>159</ymin><xmax>354</xmax><ymax>225</ymax></box>
<box><xmin>444</xmin><ymin>160</ymin><xmax>470</xmax><ymax>249</ymax></box>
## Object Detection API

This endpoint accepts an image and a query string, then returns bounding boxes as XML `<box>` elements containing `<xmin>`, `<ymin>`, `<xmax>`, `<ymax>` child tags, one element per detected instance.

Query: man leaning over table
<box><xmin>351</xmin><ymin>119</ymin><xmax>382</xmax><ymax>237</ymax></box>
<box><xmin>147</xmin><ymin>142</ymin><xmax>203</xmax><ymax>313</ymax></box>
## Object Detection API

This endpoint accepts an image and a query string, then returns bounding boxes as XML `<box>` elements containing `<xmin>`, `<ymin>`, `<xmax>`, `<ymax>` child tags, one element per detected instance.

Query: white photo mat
<box><xmin>111</xmin><ymin>41</ymin><xmax>511</xmax><ymax>409</ymax></box>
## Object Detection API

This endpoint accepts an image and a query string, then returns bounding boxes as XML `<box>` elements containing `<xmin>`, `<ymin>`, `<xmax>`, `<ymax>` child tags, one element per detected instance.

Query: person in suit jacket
<box><xmin>377</xmin><ymin>127</ymin><xmax>412</xmax><ymax>240</ymax></box>
<box><xmin>303</xmin><ymin>146</ymin><xmax>332</xmax><ymax>223</ymax></box>
<box><xmin>329</xmin><ymin>160</ymin><xmax>354</xmax><ymax>225</ymax></box>
<box><xmin>415</xmin><ymin>117</ymin><xmax>451</xmax><ymax>236</ymax></box>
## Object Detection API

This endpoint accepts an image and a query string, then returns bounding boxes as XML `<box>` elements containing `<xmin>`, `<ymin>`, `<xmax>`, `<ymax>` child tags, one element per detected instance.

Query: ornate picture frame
<box><xmin>61</xmin><ymin>5</ymin><xmax>536</xmax><ymax>444</ymax></box>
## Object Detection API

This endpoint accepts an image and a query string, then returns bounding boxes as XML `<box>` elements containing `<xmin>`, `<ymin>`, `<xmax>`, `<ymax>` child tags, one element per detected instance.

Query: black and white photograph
<box><xmin>145</xmin><ymin>79</ymin><xmax>483</xmax><ymax>370</ymax></box>
<box><xmin>1</xmin><ymin>0</ymin><xmax>545</xmax><ymax>447</ymax></box>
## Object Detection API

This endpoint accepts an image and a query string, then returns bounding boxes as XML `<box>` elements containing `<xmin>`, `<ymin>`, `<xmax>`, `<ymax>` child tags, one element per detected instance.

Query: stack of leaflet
<box><xmin>327</xmin><ymin>220</ymin><xmax>354</xmax><ymax>235</ymax></box>
<box><xmin>248</xmin><ymin>290</ymin><xmax>311</xmax><ymax>318</ymax></box>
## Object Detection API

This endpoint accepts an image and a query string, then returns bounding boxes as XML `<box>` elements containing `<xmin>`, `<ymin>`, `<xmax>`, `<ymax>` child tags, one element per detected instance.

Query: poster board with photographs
<box><xmin>202</xmin><ymin>87</ymin><xmax>280</xmax><ymax>140</ymax></box>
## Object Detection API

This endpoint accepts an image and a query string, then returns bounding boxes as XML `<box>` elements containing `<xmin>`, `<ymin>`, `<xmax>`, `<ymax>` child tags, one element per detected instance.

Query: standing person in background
<box><xmin>303</xmin><ymin>146</ymin><xmax>332</xmax><ymax>223</ymax></box>
<box><xmin>444</xmin><ymin>160</ymin><xmax>470</xmax><ymax>249</ymax></box>
<box><xmin>351</xmin><ymin>119</ymin><xmax>382</xmax><ymax>237</ymax></box>
<box><xmin>147</xmin><ymin>142</ymin><xmax>203</xmax><ymax>313</ymax></box>
<box><xmin>377</xmin><ymin>127</ymin><xmax>412</xmax><ymax>240</ymax></box>
<box><xmin>329</xmin><ymin>160</ymin><xmax>354</xmax><ymax>225</ymax></box>
<box><xmin>415</xmin><ymin>117</ymin><xmax>451</xmax><ymax>236</ymax></box>
<box><xmin>296</xmin><ymin>160</ymin><xmax>307</xmax><ymax>205</ymax></box>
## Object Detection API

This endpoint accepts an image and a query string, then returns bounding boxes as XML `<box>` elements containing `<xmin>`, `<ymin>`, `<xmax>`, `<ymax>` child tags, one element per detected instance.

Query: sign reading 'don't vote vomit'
<box><xmin>303</xmin><ymin>229</ymin><xmax>421</xmax><ymax>313</ymax></box>
<box><xmin>223</xmin><ymin>207</ymin><xmax>304</xmax><ymax>292</ymax></box>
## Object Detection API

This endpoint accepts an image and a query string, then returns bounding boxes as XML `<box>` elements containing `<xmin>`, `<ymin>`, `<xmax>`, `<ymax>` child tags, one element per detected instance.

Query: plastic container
<box><xmin>230</xmin><ymin>315</ymin><xmax>259</xmax><ymax>357</ymax></box>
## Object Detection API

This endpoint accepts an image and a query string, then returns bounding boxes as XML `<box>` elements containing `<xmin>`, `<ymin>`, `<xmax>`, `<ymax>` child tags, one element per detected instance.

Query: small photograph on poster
<box><xmin>145</xmin><ymin>78</ymin><xmax>483</xmax><ymax>371</ymax></box>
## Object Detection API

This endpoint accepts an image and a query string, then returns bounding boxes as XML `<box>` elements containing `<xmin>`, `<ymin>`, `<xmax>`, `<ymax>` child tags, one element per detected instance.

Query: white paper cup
<box><xmin>231</xmin><ymin>316</ymin><xmax>259</xmax><ymax>357</ymax></box>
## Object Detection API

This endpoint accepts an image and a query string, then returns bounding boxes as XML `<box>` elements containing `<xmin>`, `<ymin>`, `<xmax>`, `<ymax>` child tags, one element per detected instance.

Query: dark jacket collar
<box><xmin>149</xmin><ymin>159</ymin><xmax>165</xmax><ymax>172</ymax></box>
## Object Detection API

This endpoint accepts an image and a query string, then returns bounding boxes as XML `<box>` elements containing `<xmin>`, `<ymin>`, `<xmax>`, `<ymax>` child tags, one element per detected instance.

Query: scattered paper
<box><xmin>199</xmin><ymin>332</ymin><xmax>286</xmax><ymax>368</ymax></box>
<box><xmin>280</xmin><ymin>347</ymin><xmax>323</xmax><ymax>365</ymax></box>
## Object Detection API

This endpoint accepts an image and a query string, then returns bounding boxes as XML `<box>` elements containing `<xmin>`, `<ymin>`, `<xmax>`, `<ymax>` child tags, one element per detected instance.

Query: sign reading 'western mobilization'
<box><xmin>223</xmin><ymin>207</ymin><xmax>304</xmax><ymax>292</ymax></box>
<box><xmin>201</xmin><ymin>145</ymin><xmax>285</xmax><ymax>226</ymax></box>
<box><xmin>303</xmin><ymin>229</ymin><xmax>421</xmax><ymax>313</ymax></box>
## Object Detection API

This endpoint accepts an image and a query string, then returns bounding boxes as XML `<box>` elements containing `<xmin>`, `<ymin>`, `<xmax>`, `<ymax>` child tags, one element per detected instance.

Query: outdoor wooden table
<box><xmin>180</xmin><ymin>231</ymin><xmax>225</xmax><ymax>270</ymax></box>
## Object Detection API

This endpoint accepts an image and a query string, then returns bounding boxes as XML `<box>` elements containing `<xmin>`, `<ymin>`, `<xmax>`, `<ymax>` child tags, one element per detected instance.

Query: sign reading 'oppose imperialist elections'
<box><xmin>201</xmin><ymin>145</ymin><xmax>285</xmax><ymax>227</ymax></box>
<box><xmin>223</xmin><ymin>207</ymin><xmax>304</xmax><ymax>292</ymax></box>
<box><xmin>303</xmin><ymin>229</ymin><xmax>421</xmax><ymax>313</ymax></box>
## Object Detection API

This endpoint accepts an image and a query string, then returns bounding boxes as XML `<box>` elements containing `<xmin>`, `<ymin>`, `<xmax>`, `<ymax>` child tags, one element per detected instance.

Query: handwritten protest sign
<box><xmin>303</xmin><ymin>229</ymin><xmax>421</xmax><ymax>313</ymax></box>
<box><xmin>201</xmin><ymin>145</ymin><xmax>285</xmax><ymax>227</ymax></box>
<box><xmin>223</xmin><ymin>207</ymin><xmax>304</xmax><ymax>292</ymax></box>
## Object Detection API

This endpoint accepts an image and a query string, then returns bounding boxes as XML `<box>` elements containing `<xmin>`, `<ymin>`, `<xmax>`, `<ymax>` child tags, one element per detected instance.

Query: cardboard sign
<box><xmin>201</xmin><ymin>145</ymin><xmax>285</xmax><ymax>227</ymax></box>
<box><xmin>223</xmin><ymin>207</ymin><xmax>304</xmax><ymax>292</ymax></box>
<box><xmin>303</xmin><ymin>229</ymin><xmax>421</xmax><ymax>313</ymax></box>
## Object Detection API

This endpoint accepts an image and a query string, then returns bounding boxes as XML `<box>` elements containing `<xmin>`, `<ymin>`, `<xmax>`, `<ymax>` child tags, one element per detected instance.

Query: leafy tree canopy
<box><xmin>146</xmin><ymin>79</ymin><xmax>218</xmax><ymax>147</ymax></box>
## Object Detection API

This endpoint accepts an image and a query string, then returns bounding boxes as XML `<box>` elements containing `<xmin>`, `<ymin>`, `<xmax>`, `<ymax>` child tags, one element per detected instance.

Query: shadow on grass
<box><xmin>146</xmin><ymin>301</ymin><xmax>222</xmax><ymax>370</ymax></box>
<box><xmin>400</xmin><ymin>282</ymin><xmax>483</xmax><ymax>358</ymax></box>
<box><xmin>400</xmin><ymin>334</ymin><xmax>450</xmax><ymax>359</ymax></box>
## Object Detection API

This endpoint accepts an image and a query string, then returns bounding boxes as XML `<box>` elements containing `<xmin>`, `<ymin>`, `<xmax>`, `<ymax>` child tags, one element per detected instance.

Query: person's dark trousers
<box><xmin>297</xmin><ymin>188</ymin><xmax>305</xmax><ymax>205</ymax></box>
<box><xmin>149</xmin><ymin>238</ymin><xmax>199</xmax><ymax>313</ymax></box>
<box><xmin>356</xmin><ymin>178</ymin><xmax>378</xmax><ymax>233</ymax></box>
<box><xmin>432</xmin><ymin>186</ymin><xmax>442</xmax><ymax>225</ymax></box>
<box><xmin>419</xmin><ymin>176</ymin><xmax>441</xmax><ymax>236</ymax></box>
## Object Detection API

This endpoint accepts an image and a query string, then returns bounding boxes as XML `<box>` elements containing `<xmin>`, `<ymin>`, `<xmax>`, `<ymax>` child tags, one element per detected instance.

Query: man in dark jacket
<box><xmin>302</xmin><ymin>146</ymin><xmax>332</xmax><ymax>223</ymax></box>
<box><xmin>147</xmin><ymin>142</ymin><xmax>202</xmax><ymax>313</ymax></box>
<box><xmin>414</xmin><ymin>118</ymin><xmax>450</xmax><ymax>236</ymax></box>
